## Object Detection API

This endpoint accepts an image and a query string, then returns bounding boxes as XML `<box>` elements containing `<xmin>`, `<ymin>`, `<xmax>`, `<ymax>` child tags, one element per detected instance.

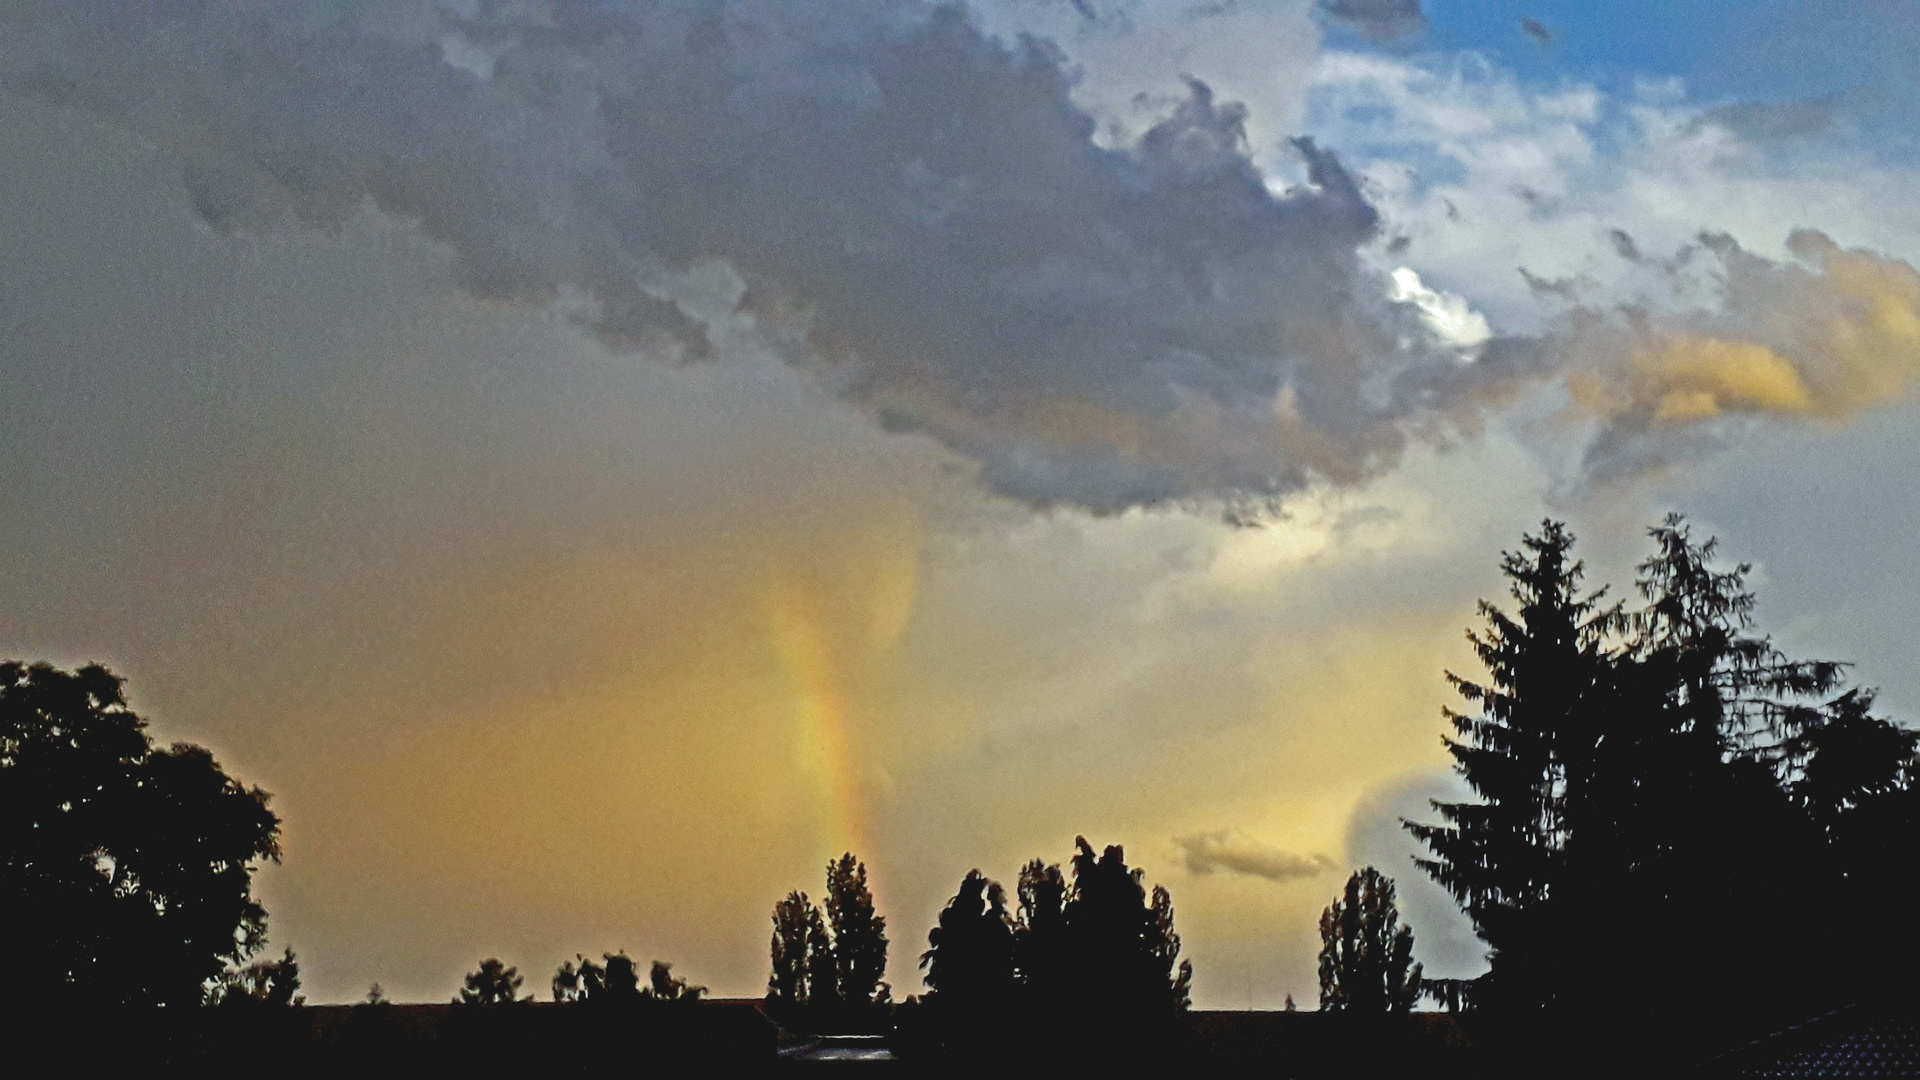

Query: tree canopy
<box><xmin>0</xmin><ymin>661</ymin><xmax>282</xmax><ymax>1008</ymax></box>
<box><xmin>552</xmin><ymin>951</ymin><xmax>704</xmax><ymax>1004</ymax></box>
<box><xmin>1408</xmin><ymin>517</ymin><xmax>1918</xmax><ymax>1045</ymax></box>
<box><xmin>766</xmin><ymin>853</ymin><xmax>889</xmax><ymax>1026</ymax></box>
<box><xmin>1317</xmin><ymin>868</ymin><xmax>1421</xmax><ymax>1013</ymax></box>
<box><xmin>457</xmin><ymin>958</ymin><xmax>526</xmax><ymax>1005</ymax></box>
<box><xmin>921</xmin><ymin>869</ymin><xmax>1015</xmax><ymax>1010</ymax></box>
<box><xmin>210</xmin><ymin>947</ymin><xmax>303</xmax><ymax>1008</ymax></box>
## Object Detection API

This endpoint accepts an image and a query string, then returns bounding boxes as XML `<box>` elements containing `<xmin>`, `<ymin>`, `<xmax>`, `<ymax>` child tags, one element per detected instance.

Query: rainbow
<box><xmin>768</xmin><ymin>583</ymin><xmax>868</xmax><ymax>862</ymax></box>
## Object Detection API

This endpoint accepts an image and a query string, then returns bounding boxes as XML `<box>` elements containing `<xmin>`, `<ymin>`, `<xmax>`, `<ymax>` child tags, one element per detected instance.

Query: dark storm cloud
<box><xmin>1174</xmin><ymin>831</ymin><xmax>1336</xmax><ymax>882</ymax></box>
<box><xmin>0</xmin><ymin>0</ymin><xmax>1520</xmax><ymax>514</ymax></box>
<box><xmin>1318</xmin><ymin>0</ymin><xmax>1425</xmax><ymax>42</ymax></box>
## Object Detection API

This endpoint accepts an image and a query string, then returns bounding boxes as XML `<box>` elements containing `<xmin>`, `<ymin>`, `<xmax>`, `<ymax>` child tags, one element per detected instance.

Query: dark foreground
<box><xmin>7</xmin><ymin>999</ymin><xmax>1916</xmax><ymax>1076</ymax></box>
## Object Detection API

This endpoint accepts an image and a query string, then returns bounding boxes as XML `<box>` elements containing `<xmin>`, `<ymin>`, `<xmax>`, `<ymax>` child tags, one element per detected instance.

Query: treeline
<box><xmin>760</xmin><ymin>839</ymin><xmax>1194</xmax><ymax>1058</ymax></box>
<box><xmin>1406</xmin><ymin>516</ymin><xmax>1920</xmax><ymax>1060</ymax></box>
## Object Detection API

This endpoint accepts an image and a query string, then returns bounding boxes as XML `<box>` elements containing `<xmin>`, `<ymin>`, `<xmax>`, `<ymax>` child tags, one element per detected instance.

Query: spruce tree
<box><xmin>1594</xmin><ymin>516</ymin><xmax>1843</xmax><ymax>1026</ymax></box>
<box><xmin>1405</xmin><ymin>520</ymin><xmax>1614</xmax><ymax>1011</ymax></box>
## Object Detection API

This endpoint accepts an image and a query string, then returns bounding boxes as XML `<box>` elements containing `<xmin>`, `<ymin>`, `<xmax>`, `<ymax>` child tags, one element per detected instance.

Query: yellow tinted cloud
<box><xmin>1586</xmin><ymin>240</ymin><xmax>1920</xmax><ymax>428</ymax></box>
<box><xmin>1806</xmin><ymin>244</ymin><xmax>1920</xmax><ymax>411</ymax></box>
<box><xmin>1632</xmin><ymin>336</ymin><xmax>1814</xmax><ymax>423</ymax></box>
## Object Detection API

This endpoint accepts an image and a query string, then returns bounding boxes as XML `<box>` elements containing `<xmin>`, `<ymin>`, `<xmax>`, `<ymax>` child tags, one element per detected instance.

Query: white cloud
<box><xmin>1305</xmin><ymin>48</ymin><xmax>1920</xmax><ymax>334</ymax></box>
<box><xmin>1388</xmin><ymin>266</ymin><xmax>1491</xmax><ymax>349</ymax></box>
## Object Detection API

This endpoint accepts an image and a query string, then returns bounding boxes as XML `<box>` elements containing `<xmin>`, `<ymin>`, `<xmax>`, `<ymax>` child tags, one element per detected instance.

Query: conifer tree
<box><xmin>1406</xmin><ymin>521</ymin><xmax>1614</xmax><ymax>1010</ymax></box>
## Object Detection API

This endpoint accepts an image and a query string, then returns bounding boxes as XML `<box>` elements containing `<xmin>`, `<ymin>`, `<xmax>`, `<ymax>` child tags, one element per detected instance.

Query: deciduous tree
<box><xmin>0</xmin><ymin>661</ymin><xmax>282</xmax><ymax>1008</ymax></box>
<box><xmin>825</xmin><ymin>852</ymin><xmax>890</xmax><ymax>1008</ymax></box>
<box><xmin>1317</xmin><ymin>868</ymin><xmax>1421</xmax><ymax>1013</ymax></box>
<box><xmin>210</xmin><ymin>947</ymin><xmax>303</xmax><ymax>1007</ymax></box>
<box><xmin>920</xmin><ymin>870</ymin><xmax>1015</xmax><ymax>1008</ymax></box>
<box><xmin>642</xmin><ymin>959</ymin><xmax>706</xmax><ymax>1003</ymax></box>
<box><xmin>456</xmin><ymin>957</ymin><xmax>526</xmax><ymax>1005</ymax></box>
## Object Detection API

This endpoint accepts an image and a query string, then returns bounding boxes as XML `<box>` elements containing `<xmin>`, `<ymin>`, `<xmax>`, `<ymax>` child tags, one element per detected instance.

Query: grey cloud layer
<box><xmin>0</xmin><ymin>0</ymin><xmax>1513</xmax><ymax>513</ymax></box>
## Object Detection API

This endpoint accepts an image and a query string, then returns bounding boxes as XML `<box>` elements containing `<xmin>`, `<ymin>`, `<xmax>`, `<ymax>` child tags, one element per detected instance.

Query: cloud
<box><xmin>1304</xmin><ymin>47</ymin><xmax>1920</xmax><ymax>486</ymax></box>
<box><xmin>1175</xmin><ymin>830</ymin><xmax>1337</xmax><ymax>882</ymax></box>
<box><xmin>1344</xmin><ymin>770</ymin><xmax>1485</xmax><ymax>979</ymax></box>
<box><xmin>1691</xmin><ymin>97</ymin><xmax>1841</xmax><ymax>143</ymax></box>
<box><xmin>1388</xmin><ymin>267</ymin><xmax>1491</xmax><ymax>348</ymax></box>
<box><xmin>0</xmin><ymin>0</ymin><xmax>1511</xmax><ymax>515</ymax></box>
<box><xmin>1318</xmin><ymin>0</ymin><xmax>1426</xmax><ymax>42</ymax></box>
<box><xmin>14</xmin><ymin>2</ymin><xmax>1904</xmax><ymax>513</ymax></box>
<box><xmin>1607</xmin><ymin>229</ymin><xmax>1641</xmax><ymax>262</ymax></box>
<box><xmin>1558</xmin><ymin>230</ymin><xmax>1920</xmax><ymax>479</ymax></box>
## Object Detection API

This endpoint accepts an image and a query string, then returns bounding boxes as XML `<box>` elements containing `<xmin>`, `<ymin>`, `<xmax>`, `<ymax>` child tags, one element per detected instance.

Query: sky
<box><xmin>3</xmin><ymin>0</ymin><xmax>1919</xmax><ymax>1008</ymax></box>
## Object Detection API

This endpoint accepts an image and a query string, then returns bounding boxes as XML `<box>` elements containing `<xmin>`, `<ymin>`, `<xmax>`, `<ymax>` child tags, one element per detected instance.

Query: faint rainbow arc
<box><xmin>767</xmin><ymin>585</ymin><xmax>868</xmax><ymax>862</ymax></box>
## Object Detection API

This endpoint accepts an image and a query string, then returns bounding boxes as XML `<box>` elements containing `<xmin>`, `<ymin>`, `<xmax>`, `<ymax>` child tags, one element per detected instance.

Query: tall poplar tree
<box><xmin>825</xmin><ymin>852</ymin><xmax>890</xmax><ymax>1009</ymax></box>
<box><xmin>1317</xmin><ymin>868</ymin><xmax>1421</xmax><ymax>1013</ymax></box>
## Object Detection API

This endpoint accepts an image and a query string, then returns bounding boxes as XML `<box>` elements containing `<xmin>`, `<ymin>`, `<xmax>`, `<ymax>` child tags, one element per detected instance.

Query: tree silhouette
<box><xmin>0</xmin><ymin>661</ymin><xmax>282</xmax><ymax>1008</ymax></box>
<box><xmin>825</xmin><ymin>852</ymin><xmax>890</xmax><ymax>1009</ymax></box>
<box><xmin>1148</xmin><ymin>880</ymin><xmax>1193</xmax><ymax>1012</ymax></box>
<box><xmin>920</xmin><ymin>869</ymin><xmax>1015</xmax><ymax>1009</ymax></box>
<box><xmin>1403</xmin><ymin>516</ymin><xmax>1899</xmax><ymax>1044</ymax></box>
<box><xmin>643</xmin><ymin>959</ymin><xmax>706</xmax><ymax>1003</ymax></box>
<box><xmin>1404</xmin><ymin>521</ymin><xmax>1614</xmax><ymax>1013</ymax></box>
<box><xmin>805</xmin><ymin>895</ymin><xmax>837</xmax><ymax>1008</ymax></box>
<box><xmin>1787</xmin><ymin>689</ymin><xmax>1918</xmax><ymax>833</ymax></box>
<box><xmin>210</xmin><ymin>947</ymin><xmax>303</xmax><ymax>1007</ymax></box>
<box><xmin>768</xmin><ymin>854</ymin><xmax>891</xmax><ymax>1026</ymax></box>
<box><xmin>1060</xmin><ymin>838</ymin><xmax>1192</xmax><ymax>1016</ymax></box>
<box><xmin>602</xmin><ymin>951</ymin><xmax>642</xmax><ymax>998</ymax></box>
<box><xmin>1317</xmin><ymin>868</ymin><xmax>1421</xmax><ymax>1013</ymax></box>
<box><xmin>1588</xmin><ymin>517</ymin><xmax>1844</xmax><ymax>1024</ymax></box>
<box><xmin>768</xmin><ymin>891</ymin><xmax>827</xmax><ymax>1010</ymax></box>
<box><xmin>457</xmin><ymin>957</ymin><xmax>527</xmax><ymax>1005</ymax></box>
<box><xmin>554</xmin><ymin>954</ymin><xmax>610</xmax><ymax>1002</ymax></box>
<box><xmin>554</xmin><ymin>951</ymin><xmax>697</xmax><ymax>1004</ymax></box>
<box><xmin>1013</xmin><ymin>858</ymin><xmax>1069</xmax><ymax>1000</ymax></box>
<box><xmin>552</xmin><ymin>954</ymin><xmax>602</xmax><ymax>1002</ymax></box>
